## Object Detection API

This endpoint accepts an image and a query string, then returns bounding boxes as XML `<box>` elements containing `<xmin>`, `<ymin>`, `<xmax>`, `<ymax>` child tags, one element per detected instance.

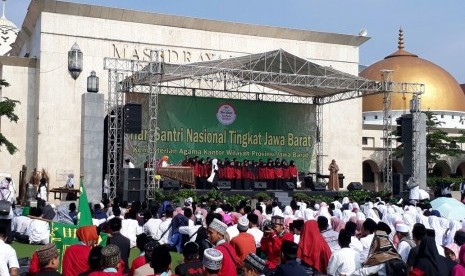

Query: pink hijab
<box><xmin>331</xmin><ymin>217</ymin><xmax>346</xmax><ymax>233</ymax></box>
<box><xmin>452</xmin><ymin>244</ymin><xmax>465</xmax><ymax>275</ymax></box>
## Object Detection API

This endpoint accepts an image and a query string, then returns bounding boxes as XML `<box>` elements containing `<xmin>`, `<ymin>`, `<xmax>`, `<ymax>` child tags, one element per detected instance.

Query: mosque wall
<box><xmin>3</xmin><ymin>5</ymin><xmax>365</xmax><ymax>197</ymax></box>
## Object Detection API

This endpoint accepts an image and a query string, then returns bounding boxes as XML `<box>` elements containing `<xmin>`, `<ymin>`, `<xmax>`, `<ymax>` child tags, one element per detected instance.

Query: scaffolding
<box><xmin>381</xmin><ymin>70</ymin><xmax>394</xmax><ymax>191</ymax></box>
<box><xmin>103</xmin><ymin>49</ymin><xmax>424</xmax><ymax>200</ymax></box>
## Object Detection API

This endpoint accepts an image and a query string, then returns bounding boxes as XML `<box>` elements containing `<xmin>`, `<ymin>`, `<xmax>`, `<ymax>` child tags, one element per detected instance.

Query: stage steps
<box><xmin>273</xmin><ymin>191</ymin><xmax>292</xmax><ymax>207</ymax></box>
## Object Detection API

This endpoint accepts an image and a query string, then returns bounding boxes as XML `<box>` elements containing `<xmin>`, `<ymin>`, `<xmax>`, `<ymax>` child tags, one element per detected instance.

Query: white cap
<box><xmin>237</xmin><ymin>216</ymin><xmax>249</xmax><ymax>231</ymax></box>
<box><xmin>203</xmin><ymin>248</ymin><xmax>223</xmax><ymax>270</ymax></box>
<box><xmin>395</xmin><ymin>223</ymin><xmax>409</xmax><ymax>233</ymax></box>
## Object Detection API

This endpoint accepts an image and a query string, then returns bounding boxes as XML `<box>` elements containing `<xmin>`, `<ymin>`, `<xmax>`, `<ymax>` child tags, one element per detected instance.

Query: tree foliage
<box><xmin>424</xmin><ymin>111</ymin><xmax>463</xmax><ymax>168</ymax></box>
<box><xmin>0</xmin><ymin>79</ymin><xmax>20</xmax><ymax>154</ymax></box>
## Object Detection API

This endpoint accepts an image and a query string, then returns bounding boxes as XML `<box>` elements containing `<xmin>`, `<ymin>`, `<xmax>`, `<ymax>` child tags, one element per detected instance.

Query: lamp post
<box><xmin>68</xmin><ymin>42</ymin><xmax>83</xmax><ymax>80</ymax></box>
<box><xmin>87</xmin><ymin>71</ymin><xmax>99</xmax><ymax>92</ymax></box>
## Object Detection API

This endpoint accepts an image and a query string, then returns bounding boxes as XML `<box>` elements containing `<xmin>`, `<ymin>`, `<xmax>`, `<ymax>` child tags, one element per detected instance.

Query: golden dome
<box><xmin>361</xmin><ymin>29</ymin><xmax>465</xmax><ymax>112</ymax></box>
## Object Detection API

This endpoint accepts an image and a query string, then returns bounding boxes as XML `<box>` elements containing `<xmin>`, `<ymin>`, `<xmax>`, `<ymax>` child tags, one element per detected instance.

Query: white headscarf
<box><xmin>366</xmin><ymin>208</ymin><xmax>380</xmax><ymax>223</ymax></box>
<box><xmin>341</xmin><ymin>210</ymin><xmax>355</xmax><ymax>223</ymax></box>
<box><xmin>294</xmin><ymin>210</ymin><xmax>304</xmax><ymax>220</ymax></box>
<box><xmin>283</xmin><ymin>206</ymin><xmax>293</xmax><ymax>218</ymax></box>
<box><xmin>444</xmin><ymin>220</ymin><xmax>462</xmax><ymax>246</ymax></box>
<box><xmin>211</xmin><ymin>159</ymin><xmax>218</xmax><ymax>175</ymax></box>
<box><xmin>428</xmin><ymin>215</ymin><xmax>446</xmax><ymax>245</ymax></box>
<box><xmin>332</xmin><ymin>209</ymin><xmax>342</xmax><ymax>219</ymax></box>
<box><xmin>303</xmin><ymin>209</ymin><xmax>315</xmax><ymax>221</ymax></box>
<box><xmin>342</xmin><ymin>197</ymin><xmax>350</xmax><ymax>205</ymax></box>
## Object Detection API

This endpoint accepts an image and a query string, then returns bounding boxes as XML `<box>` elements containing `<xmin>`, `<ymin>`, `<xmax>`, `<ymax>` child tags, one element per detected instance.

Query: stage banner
<box><xmin>125</xmin><ymin>94</ymin><xmax>317</xmax><ymax>171</ymax></box>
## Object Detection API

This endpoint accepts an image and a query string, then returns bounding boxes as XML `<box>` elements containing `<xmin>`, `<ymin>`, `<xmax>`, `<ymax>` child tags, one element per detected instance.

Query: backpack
<box><xmin>384</xmin><ymin>258</ymin><xmax>408</xmax><ymax>276</ymax></box>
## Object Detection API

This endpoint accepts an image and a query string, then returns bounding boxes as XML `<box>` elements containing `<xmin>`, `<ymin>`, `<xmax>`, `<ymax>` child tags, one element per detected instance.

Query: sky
<box><xmin>6</xmin><ymin>0</ymin><xmax>465</xmax><ymax>83</ymax></box>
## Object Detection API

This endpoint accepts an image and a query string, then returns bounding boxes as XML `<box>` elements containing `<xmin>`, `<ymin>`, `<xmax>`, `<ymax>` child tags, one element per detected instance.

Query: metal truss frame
<box><xmin>381</xmin><ymin>70</ymin><xmax>394</xmax><ymax>191</ymax></box>
<box><xmin>411</xmin><ymin>94</ymin><xmax>422</xmax><ymax>188</ymax></box>
<box><xmin>104</xmin><ymin>50</ymin><xmax>424</xmax><ymax>200</ymax></box>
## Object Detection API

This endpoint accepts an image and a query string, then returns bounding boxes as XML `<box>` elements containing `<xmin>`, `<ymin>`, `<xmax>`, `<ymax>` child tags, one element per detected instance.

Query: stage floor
<box><xmin>180</xmin><ymin>189</ymin><xmax>340</xmax><ymax>198</ymax></box>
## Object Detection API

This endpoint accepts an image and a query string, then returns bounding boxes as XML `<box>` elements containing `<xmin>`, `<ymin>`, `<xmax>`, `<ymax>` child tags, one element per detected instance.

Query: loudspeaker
<box><xmin>218</xmin><ymin>181</ymin><xmax>231</xmax><ymax>190</ymax></box>
<box><xmin>253</xmin><ymin>181</ymin><xmax>267</xmax><ymax>190</ymax></box>
<box><xmin>284</xmin><ymin>182</ymin><xmax>295</xmax><ymax>191</ymax></box>
<box><xmin>122</xmin><ymin>190</ymin><xmax>146</xmax><ymax>202</ymax></box>
<box><xmin>126</xmin><ymin>168</ymin><xmax>142</xmax><ymax>179</ymax></box>
<box><xmin>347</xmin><ymin>182</ymin><xmax>363</xmax><ymax>191</ymax></box>
<box><xmin>310</xmin><ymin>182</ymin><xmax>326</xmax><ymax>191</ymax></box>
<box><xmin>304</xmin><ymin>175</ymin><xmax>313</xmax><ymax>189</ymax></box>
<box><xmin>125</xmin><ymin>103</ymin><xmax>142</xmax><ymax>134</ymax></box>
<box><xmin>163</xmin><ymin>179</ymin><xmax>180</xmax><ymax>190</ymax></box>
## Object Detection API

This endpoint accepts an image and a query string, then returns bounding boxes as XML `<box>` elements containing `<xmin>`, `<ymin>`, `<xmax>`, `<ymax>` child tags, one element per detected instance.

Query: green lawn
<box><xmin>12</xmin><ymin>242</ymin><xmax>183</xmax><ymax>268</ymax></box>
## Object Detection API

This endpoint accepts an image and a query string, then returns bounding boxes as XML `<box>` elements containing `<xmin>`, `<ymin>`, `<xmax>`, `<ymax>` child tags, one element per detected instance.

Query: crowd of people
<box><xmin>178</xmin><ymin>156</ymin><xmax>299</xmax><ymax>190</ymax></box>
<box><xmin>3</xmin><ymin>192</ymin><xmax>465</xmax><ymax>275</ymax></box>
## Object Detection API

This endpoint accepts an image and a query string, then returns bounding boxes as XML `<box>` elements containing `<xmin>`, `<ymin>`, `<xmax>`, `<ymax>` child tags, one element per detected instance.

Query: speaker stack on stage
<box><xmin>253</xmin><ymin>181</ymin><xmax>267</xmax><ymax>191</ymax></box>
<box><xmin>347</xmin><ymin>182</ymin><xmax>363</xmax><ymax>192</ymax></box>
<box><xmin>283</xmin><ymin>182</ymin><xmax>295</xmax><ymax>191</ymax></box>
<box><xmin>162</xmin><ymin>179</ymin><xmax>180</xmax><ymax>190</ymax></box>
<box><xmin>310</xmin><ymin>182</ymin><xmax>326</xmax><ymax>191</ymax></box>
<box><xmin>120</xmin><ymin>168</ymin><xmax>145</xmax><ymax>202</ymax></box>
<box><xmin>218</xmin><ymin>181</ymin><xmax>232</xmax><ymax>190</ymax></box>
<box><xmin>124</xmin><ymin>103</ymin><xmax>142</xmax><ymax>134</ymax></box>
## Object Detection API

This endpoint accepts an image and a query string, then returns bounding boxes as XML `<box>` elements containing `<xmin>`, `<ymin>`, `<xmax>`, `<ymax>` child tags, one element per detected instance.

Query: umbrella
<box><xmin>430</xmin><ymin>197</ymin><xmax>465</xmax><ymax>221</ymax></box>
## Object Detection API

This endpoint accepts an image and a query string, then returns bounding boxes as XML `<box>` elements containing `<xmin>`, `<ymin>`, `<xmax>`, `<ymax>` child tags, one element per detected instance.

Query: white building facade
<box><xmin>1</xmin><ymin>0</ymin><xmax>368</xmax><ymax>198</ymax></box>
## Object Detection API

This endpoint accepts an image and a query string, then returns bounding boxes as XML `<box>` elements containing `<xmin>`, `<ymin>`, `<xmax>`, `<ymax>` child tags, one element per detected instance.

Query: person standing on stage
<box><xmin>258</xmin><ymin>161</ymin><xmax>266</xmax><ymax>183</ymax></box>
<box><xmin>282</xmin><ymin>160</ymin><xmax>290</xmax><ymax>184</ymax></box>
<box><xmin>274</xmin><ymin>160</ymin><xmax>284</xmax><ymax>190</ymax></box>
<box><xmin>241</xmin><ymin>160</ymin><xmax>252</xmax><ymax>190</ymax></box>
<box><xmin>123</xmin><ymin>158</ymin><xmax>135</xmax><ymax>168</ymax></box>
<box><xmin>328</xmin><ymin>159</ymin><xmax>339</xmax><ymax>191</ymax></box>
<box><xmin>193</xmin><ymin>157</ymin><xmax>200</xmax><ymax>188</ymax></box>
<box><xmin>265</xmin><ymin>161</ymin><xmax>275</xmax><ymax>190</ymax></box>
<box><xmin>234</xmin><ymin>161</ymin><xmax>242</xmax><ymax>190</ymax></box>
<box><xmin>288</xmin><ymin>161</ymin><xmax>298</xmax><ymax>186</ymax></box>
<box><xmin>181</xmin><ymin>155</ymin><xmax>190</xmax><ymax>166</ymax></box>
<box><xmin>225</xmin><ymin>161</ymin><xmax>235</xmax><ymax>187</ymax></box>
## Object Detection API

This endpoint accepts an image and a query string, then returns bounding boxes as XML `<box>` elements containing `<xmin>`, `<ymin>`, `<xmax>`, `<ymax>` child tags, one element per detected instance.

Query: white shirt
<box><xmin>103</xmin><ymin>179</ymin><xmax>109</xmax><ymax>194</ymax></box>
<box><xmin>460</xmin><ymin>182</ymin><xmax>465</xmax><ymax>193</ymax></box>
<box><xmin>123</xmin><ymin>162</ymin><xmax>135</xmax><ymax>168</ymax></box>
<box><xmin>294</xmin><ymin>234</ymin><xmax>300</xmax><ymax>245</ymax></box>
<box><xmin>155</xmin><ymin>217</ymin><xmax>172</xmax><ymax>245</ymax></box>
<box><xmin>0</xmin><ymin>239</ymin><xmax>19</xmax><ymax>275</ymax></box>
<box><xmin>38</xmin><ymin>186</ymin><xmax>47</xmax><ymax>202</ymax></box>
<box><xmin>397</xmin><ymin>240</ymin><xmax>413</xmax><ymax>262</ymax></box>
<box><xmin>143</xmin><ymin>218</ymin><xmax>162</xmax><ymax>238</ymax></box>
<box><xmin>350</xmin><ymin>236</ymin><xmax>363</xmax><ymax>253</ymax></box>
<box><xmin>27</xmin><ymin>219</ymin><xmax>50</xmax><ymax>244</ymax></box>
<box><xmin>179</xmin><ymin>225</ymin><xmax>202</xmax><ymax>242</ymax></box>
<box><xmin>352</xmin><ymin>263</ymin><xmax>386</xmax><ymax>276</ymax></box>
<box><xmin>327</xmin><ymin>247</ymin><xmax>361</xmax><ymax>276</ymax></box>
<box><xmin>247</xmin><ymin>227</ymin><xmax>264</xmax><ymax>248</ymax></box>
<box><xmin>321</xmin><ymin>229</ymin><xmax>341</xmax><ymax>252</ymax></box>
<box><xmin>360</xmin><ymin>233</ymin><xmax>374</xmax><ymax>263</ymax></box>
<box><xmin>121</xmin><ymin>218</ymin><xmax>143</xmax><ymax>248</ymax></box>
<box><xmin>65</xmin><ymin>177</ymin><xmax>75</xmax><ymax>189</ymax></box>
<box><xmin>226</xmin><ymin>225</ymin><xmax>239</xmax><ymax>240</ymax></box>
<box><xmin>12</xmin><ymin>216</ymin><xmax>31</xmax><ymax>234</ymax></box>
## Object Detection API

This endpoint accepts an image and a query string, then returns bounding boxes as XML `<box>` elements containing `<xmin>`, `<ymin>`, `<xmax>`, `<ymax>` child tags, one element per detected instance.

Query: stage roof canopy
<box><xmin>106</xmin><ymin>49</ymin><xmax>424</xmax><ymax>104</ymax></box>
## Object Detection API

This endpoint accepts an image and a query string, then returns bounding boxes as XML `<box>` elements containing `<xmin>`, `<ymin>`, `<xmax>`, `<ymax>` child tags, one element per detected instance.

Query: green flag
<box><xmin>50</xmin><ymin>222</ymin><xmax>108</xmax><ymax>273</ymax></box>
<box><xmin>78</xmin><ymin>177</ymin><xmax>93</xmax><ymax>226</ymax></box>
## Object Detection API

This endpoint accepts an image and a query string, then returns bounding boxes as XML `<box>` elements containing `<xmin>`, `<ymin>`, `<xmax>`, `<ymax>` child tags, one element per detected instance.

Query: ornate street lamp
<box><xmin>68</xmin><ymin>42</ymin><xmax>82</xmax><ymax>80</ymax></box>
<box><xmin>87</xmin><ymin>71</ymin><xmax>99</xmax><ymax>92</ymax></box>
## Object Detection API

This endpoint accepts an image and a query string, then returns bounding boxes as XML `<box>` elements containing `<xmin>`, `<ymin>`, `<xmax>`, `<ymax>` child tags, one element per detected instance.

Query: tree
<box><xmin>0</xmin><ymin>79</ymin><xmax>20</xmax><ymax>154</ymax></box>
<box><xmin>392</xmin><ymin>111</ymin><xmax>463</xmax><ymax>174</ymax></box>
<box><xmin>424</xmin><ymin>111</ymin><xmax>463</xmax><ymax>172</ymax></box>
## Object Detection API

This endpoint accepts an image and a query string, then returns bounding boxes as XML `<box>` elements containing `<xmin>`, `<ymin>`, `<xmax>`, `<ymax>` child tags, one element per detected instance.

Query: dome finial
<box><xmin>398</xmin><ymin>27</ymin><xmax>404</xmax><ymax>50</ymax></box>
